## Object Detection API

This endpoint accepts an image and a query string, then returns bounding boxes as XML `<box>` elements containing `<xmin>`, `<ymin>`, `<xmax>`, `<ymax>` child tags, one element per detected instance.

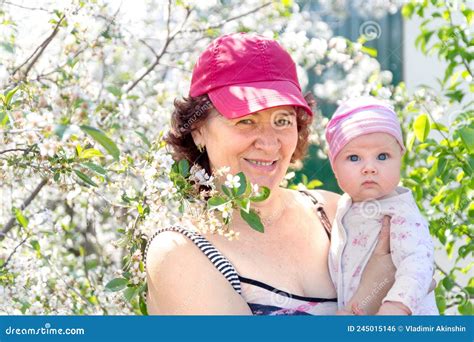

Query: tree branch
<box><xmin>435</xmin><ymin>261</ymin><xmax>465</xmax><ymax>289</ymax></box>
<box><xmin>0</xmin><ymin>148</ymin><xmax>29</xmax><ymax>155</ymax></box>
<box><xmin>126</xmin><ymin>1</ymin><xmax>272</xmax><ymax>93</ymax></box>
<box><xmin>182</xmin><ymin>2</ymin><xmax>272</xmax><ymax>33</ymax></box>
<box><xmin>125</xmin><ymin>2</ymin><xmax>192</xmax><ymax>93</ymax></box>
<box><xmin>0</xmin><ymin>236</ymin><xmax>28</xmax><ymax>270</ymax></box>
<box><xmin>0</xmin><ymin>178</ymin><xmax>48</xmax><ymax>240</ymax></box>
<box><xmin>2</xmin><ymin>1</ymin><xmax>52</xmax><ymax>13</ymax></box>
<box><xmin>11</xmin><ymin>14</ymin><xmax>66</xmax><ymax>80</ymax></box>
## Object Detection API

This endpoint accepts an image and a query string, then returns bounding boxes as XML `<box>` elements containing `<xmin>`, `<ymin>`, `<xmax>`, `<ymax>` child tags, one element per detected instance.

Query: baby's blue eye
<box><xmin>377</xmin><ymin>153</ymin><xmax>389</xmax><ymax>160</ymax></box>
<box><xmin>348</xmin><ymin>155</ymin><xmax>359</xmax><ymax>162</ymax></box>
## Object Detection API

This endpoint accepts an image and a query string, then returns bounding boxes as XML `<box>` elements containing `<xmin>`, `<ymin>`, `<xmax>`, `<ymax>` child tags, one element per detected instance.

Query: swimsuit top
<box><xmin>145</xmin><ymin>190</ymin><xmax>337</xmax><ymax>315</ymax></box>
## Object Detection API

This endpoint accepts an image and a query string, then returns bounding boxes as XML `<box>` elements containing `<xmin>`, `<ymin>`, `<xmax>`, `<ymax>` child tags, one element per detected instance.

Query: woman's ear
<box><xmin>191</xmin><ymin>126</ymin><xmax>204</xmax><ymax>147</ymax></box>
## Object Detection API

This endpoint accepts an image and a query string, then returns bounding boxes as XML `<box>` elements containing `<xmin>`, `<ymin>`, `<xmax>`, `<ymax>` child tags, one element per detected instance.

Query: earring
<box><xmin>197</xmin><ymin>144</ymin><xmax>206</xmax><ymax>153</ymax></box>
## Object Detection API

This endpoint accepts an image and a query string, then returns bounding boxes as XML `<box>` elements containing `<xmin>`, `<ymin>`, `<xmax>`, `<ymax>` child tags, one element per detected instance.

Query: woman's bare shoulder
<box><xmin>145</xmin><ymin>230</ymin><xmax>251</xmax><ymax>315</ymax></box>
<box><xmin>306</xmin><ymin>189</ymin><xmax>341</xmax><ymax>221</ymax></box>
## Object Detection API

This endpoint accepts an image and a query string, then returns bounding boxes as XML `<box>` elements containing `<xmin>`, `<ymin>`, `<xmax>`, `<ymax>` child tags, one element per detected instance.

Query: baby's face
<box><xmin>332</xmin><ymin>132</ymin><xmax>403</xmax><ymax>202</ymax></box>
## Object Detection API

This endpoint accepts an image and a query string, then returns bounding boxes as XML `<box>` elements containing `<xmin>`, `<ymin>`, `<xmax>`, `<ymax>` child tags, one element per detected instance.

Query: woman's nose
<box><xmin>254</xmin><ymin>124</ymin><xmax>281</xmax><ymax>151</ymax></box>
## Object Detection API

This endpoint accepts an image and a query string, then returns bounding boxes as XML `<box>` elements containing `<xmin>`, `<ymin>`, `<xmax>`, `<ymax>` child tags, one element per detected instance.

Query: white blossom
<box><xmin>224</xmin><ymin>174</ymin><xmax>241</xmax><ymax>189</ymax></box>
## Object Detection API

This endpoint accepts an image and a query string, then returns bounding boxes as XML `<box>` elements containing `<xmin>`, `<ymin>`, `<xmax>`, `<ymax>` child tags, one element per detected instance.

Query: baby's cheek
<box><xmin>384</xmin><ymin>168</ymin><xmax>401</xmax><ymax>191</ymax></box>
<box><xmin>338</xmin><ymin>175</ymin><xmax>358</xmax><ymax>195</ymax></box>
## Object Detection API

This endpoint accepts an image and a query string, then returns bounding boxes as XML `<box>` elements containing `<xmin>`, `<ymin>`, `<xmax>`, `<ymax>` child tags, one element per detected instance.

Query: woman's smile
<box><xmin>243</xmin><ymin>158</ymin><xmax>279</xmax><ymax>172</ymax></box>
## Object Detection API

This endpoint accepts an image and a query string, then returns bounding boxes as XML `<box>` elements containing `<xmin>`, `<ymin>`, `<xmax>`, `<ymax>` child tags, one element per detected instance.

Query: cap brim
<box><xmin>208</xmin><ymin>80</ymin><xmax>312</xmax><ymax>119</ymax></box>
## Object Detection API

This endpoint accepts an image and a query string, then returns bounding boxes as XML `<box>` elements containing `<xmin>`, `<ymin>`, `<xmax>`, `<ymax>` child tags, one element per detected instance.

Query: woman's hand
<box><xmin>345</xmin><ymin>216</ymin><xmax>396</xmax><ymax>315</ymax></box>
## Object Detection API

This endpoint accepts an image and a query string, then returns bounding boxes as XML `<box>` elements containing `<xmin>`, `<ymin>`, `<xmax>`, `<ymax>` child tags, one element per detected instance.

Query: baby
<box><xmin>325</xmin><ymin>96</ymin><xmax>438</xmax><ymax>315</ymax></box>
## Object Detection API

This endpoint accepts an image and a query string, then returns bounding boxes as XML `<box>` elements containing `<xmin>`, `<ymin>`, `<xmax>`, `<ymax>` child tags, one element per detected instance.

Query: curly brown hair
<box><xmin>166</xmin><ymin>94</ymin><xmax>314</xmax><ymax>175</ymax></box>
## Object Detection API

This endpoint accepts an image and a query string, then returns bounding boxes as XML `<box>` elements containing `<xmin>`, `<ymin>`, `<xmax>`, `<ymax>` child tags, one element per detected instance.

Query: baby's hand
<box><xmin>376</xmin><ymin>301</ymin><xmax>411</xmax><ymax>315</ymax></box>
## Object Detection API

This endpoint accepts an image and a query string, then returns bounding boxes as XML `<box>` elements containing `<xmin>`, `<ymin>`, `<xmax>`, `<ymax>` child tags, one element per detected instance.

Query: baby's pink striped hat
<box><xmin>325</xmin><ymin>96</ymin><xmax>405</xmax><ymax>165</ymax></box>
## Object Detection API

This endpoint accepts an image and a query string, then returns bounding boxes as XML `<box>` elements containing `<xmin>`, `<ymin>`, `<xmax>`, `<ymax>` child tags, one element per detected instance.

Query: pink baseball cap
<box><xmin>189</xmin><ymin>32</ymin><xmax>312</xmax><ymax>118</ymax></box>
<box><xmin>325</xmin><ymin>96</ymin><xmax>405</xmax><ymax>165</ymax></box>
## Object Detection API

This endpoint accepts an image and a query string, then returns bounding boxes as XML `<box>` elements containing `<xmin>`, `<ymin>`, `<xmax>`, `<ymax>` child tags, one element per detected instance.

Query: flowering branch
<box><xmin>0</xmin><ymin>148</ymin><xmax>29</xmax><ymax>155</ymax></box>
<box><xmin>11</xmin><ymin>14</ymin><xmax>66</xmax><ymax>80</ymax></box>
<box><xmin>0</xmin><ymin>178</ymin><xmax>48</xmax><ymax>240</ymax></box>
<box><xmin>169</xmin><ymin>160</ymin><xmax>270</xmax><ymax>235</ymax></box>
<box><xmin>182</xmin><ymin>2</ymin><xmax>273</xmax><ymax>33</ymax></box>
<box><xmin>0</xmin><ymin>236</ymin><xmax>28</xmax><ymax>270</ymax></box>
<box><xmin>125</xmin><ymin>1</ymin><xmax>192</xmax><ymax>93</ymax></box>
<box><xmin>2</xmin><ymin>1</ymin><xmax>52</xmax><ymax>13</ymax></box>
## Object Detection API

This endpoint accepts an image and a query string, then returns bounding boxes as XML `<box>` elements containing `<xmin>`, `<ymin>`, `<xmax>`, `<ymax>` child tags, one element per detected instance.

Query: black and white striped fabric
<box><xmin>144</xmin><ymin>226</ymin><xmax>242</xmax><ymax>294</ymax></box>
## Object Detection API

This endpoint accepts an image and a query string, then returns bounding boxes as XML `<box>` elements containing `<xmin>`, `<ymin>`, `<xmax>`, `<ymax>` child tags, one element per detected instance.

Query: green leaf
<box><xmin>135</xmin><ymin>131</ymin><xmax>151</xmax><ymax>148</ymax></box>
<box><xmin>235</xmin><ymin>172</ymin><xmax>247</xmax><ymax>196</ymax></box>
<box><xmin>85</xmin><ymin>259</ymin><xmax>98</xmax><ymax>270</ymax></box>
<box><xmin>178</xmin><ymin>159</ymin><xmax>190</xmax><ymax>177</ymax></box>
<box><xmin>458</xmin><ymin>244</ymin><xmax>474</xmax><ymax>258</ymax></box>
<box><xmin>79</xmin><ymin>148</ymin><xmax>104</xmax><ymax>159</ymax></box>
<box><xmin>139</xmin><ymin>294</ymin><xmax>148</xmax><ymax>315</ymax></box>
<box><xmin>458</xmin><ymin>127</ymin><xmax>474</xmax><ymax>154</ymax></box>
<box><xmin>431</xmin><ymin>122</ymin><xmax>449</xmax><ymax>133</ymax></box>
<box><xmin>80</xmin><ymin>125</ymin><xmax>120</xmax><ymax>161</ymax></box>
<box><xmin>436</xmin><ymin>294</ymin><xmax>446</xmax><ymax>314</ymax></box>
<box><xmin>0</xmin><ymin>110</ymin><xmax>9</xmax><ymax>127</ymax></box>
<box><xmin>106</xmin><ymin>86</ymin><xmax>122</xmax><ymax>98</ymax></box>
<box><xmin>250</xmin><ymin>186</ymin><xmax>270</xmax><ymax>202</ymax></box>
<box><xmin>105</xmin><ymin>278</ymin><xmax>128</xmax><ymax>292</ymax></box>
<box><xmin>307</xmin><ymin>179</ymin><xmax>323</xmax><ymax>189</ymax></box>
<box><xmin>442</xmin><ymin>276</ymin><xmax>455</xmax><ymax>291</ymax></box>
<box><xmin>436</xmin><ymin>157</ymin><xmax>447</xmax><ymax>177</ymax></box>
<box><xmin>301</xmin><ymin>174</ymin><xmax>308</xmax><ymax>185</ymax></box>
<box><xmin>81</xmin><ymin>162</ymin><xmax>107</xmax><ymax>176</ymax></box>
<box><xmin>401</xmin><ymin>3</ymin><xmax>415</xmax><ymax>18</ymax></box>
<box><xmin>124</xmin><ymin>286</ymin><xmax>139</xmax><ymax>302</ymax></box>
<box><xmin>445</xmin><ymin>90</ymin><xmax>464</xmax><ymax>102</ymax></box>
<box><xmin>237</xmin><ymin>198</ymin><xmax>250</xmax><ymax>213</ymax></box>
<box><xmin>360</xmin><ymin>46</ymin><xmax>377</xmax><ymax>57</ymax></box>
<box><xmin>240</xmin><ymin>209</ymin><xmax>264</xmax><ymax>233</ymax></box>
<box><xmin>207</xmin><ymin>196</ymin><xmax>228</xmax><ymax>209</ymax></box>
<box><xmin>221</xmin><ymin>185</ymin><xmax>232</xmax><ymax>197</ymax></box>
<box><xmin>30</xmin><ymin>240</ymin><xmax>41</xmax><ymax>254</ymax></box>
<box><xmin>406</xmin><ymin>132</ymin><xmax>416</xmax><ymax>151</ymax></box>
<box><xmin>458</xmin><ymin>300</ymin><xmax>473</xmax><ymax>315</ymax></box>
<box><xmin>413</xmin><ymin>113</ymin><xmax>430</xmax><ymax>142</ymax></box>
<box><xmin>74</xmin><ymin>169</ymin><xmax>98</xmax><ymax>187</ymax></box>
<box><xmin>4</xmin><ymin>86</ymin><xmax>19</xmax><ymax>106</ymax></box>
<box><xmin>13</xmin><ymin>208</ymin><xmax>29</xmax><ymax>228</ymax></box>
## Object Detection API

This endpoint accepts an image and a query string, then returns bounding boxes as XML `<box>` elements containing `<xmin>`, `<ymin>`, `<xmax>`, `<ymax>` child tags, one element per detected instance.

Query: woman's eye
<box><xmin>348</xmin><ymin>155</ymin><xmax>359</xmax><ymax>162</ymax></box>
<box><xmin>274</xmin><ymin>116</ymin><xmax>293</xmax><ymax>127</ymax></box>
<box><xmin>377</xmin><ymin>153</ymin><xmax>389</xmax><ymax>160</ymax></box>
<box><xmin>237</xmin><ymin>119</ymin><xmax>254</xmax><ymax>125</ymax></box>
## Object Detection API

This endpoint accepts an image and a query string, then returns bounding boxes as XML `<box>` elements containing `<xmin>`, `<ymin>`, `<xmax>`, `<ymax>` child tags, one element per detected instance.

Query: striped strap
<box><xmin>145</xmin><ymin>226</ymin><xmax>242</xmax><ymax>294</ymax></box>
<box><xmin>299</xmin><ymin>190</ymin><xmax>332</xmax><ymax>240</ymax></box>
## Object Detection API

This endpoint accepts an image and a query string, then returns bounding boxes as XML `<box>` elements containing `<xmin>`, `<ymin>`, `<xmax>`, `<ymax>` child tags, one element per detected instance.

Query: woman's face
<box><xmin>192</xmin><ymin>106</ymin><xmax>298</xmax><ymax>191</ymax></box>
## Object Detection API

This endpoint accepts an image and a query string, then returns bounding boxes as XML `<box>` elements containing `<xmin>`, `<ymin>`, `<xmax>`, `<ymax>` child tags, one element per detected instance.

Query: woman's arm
<box><xmin>146</xmin><ymin>231</ymin><xmax>252</xmax><ymax>315</ymax></box>
<box><xmin>341</xmin><ymin>216</ymin><xmax>436</xmax><ymax>315</ymax></box>
<box><xmin>341</xmin><ymin>216</ymin><xmax>397</xmax><ymax>315</ymax></box>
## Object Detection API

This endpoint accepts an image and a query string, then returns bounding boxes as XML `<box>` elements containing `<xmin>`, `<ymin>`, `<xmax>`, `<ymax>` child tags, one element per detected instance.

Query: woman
<box><xmin>145</xmin><ymin>33</ymin><xmax>397</xmax><ymax>315</ymax></box>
